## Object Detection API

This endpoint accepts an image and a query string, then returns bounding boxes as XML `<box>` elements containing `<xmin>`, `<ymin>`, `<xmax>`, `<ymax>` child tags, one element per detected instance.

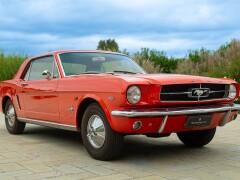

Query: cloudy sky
<box><xmin>0</xmin><ymin>0</ymin><xmax>240</xmax><ymax>57</ymax></box>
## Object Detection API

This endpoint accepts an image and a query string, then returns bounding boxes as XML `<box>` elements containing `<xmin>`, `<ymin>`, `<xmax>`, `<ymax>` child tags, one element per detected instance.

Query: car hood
<box><xmin>116</xmin><ymin>74</ymin><xmax>235</xmax><ymax>85</ymax></box>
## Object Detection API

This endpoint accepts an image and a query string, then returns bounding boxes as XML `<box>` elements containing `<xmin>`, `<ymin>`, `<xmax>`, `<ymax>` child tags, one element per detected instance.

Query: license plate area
<box><xmin>185</xmin><ymin>114</ymin><xmax>212</xmax><ymax>128</ymax></box>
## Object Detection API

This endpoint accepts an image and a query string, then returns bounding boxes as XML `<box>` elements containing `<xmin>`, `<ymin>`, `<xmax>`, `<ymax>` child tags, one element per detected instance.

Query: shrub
<box><xmin>0</xmin><ymin>51</ymin><xmax>27</xmax><ymax>81</ymax></box>
<box><xmin>132</xmin><ymin>54</ymin><xmax>162</xmax><ymax>74</ymax></box>
<box><xmin>175</xmin><ymin>39</ymin><xmax>240</xmax><ymax>103</ymax></box>
<box><xmin>136</xmin><ymin>48</ymin><xmax>179</xmax><ymax>73</ymax></box>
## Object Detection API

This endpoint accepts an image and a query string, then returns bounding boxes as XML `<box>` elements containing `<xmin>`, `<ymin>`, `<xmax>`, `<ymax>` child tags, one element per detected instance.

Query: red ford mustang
<box><xmin>0</xmin><ymin>50</ymin><xmax>239</xmax><ymax>160</ymax></box>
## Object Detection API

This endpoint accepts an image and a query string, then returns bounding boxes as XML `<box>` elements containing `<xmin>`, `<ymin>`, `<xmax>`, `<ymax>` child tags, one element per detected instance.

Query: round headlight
<box><xmin>229</xmin><ymin>84</ymin><xmax>237</xmax><ymax>99</ymax></box>
<box><xmin>127</xmin><ymin>85</ymin><xmax>141</xmax><ymax>104</ymax></box>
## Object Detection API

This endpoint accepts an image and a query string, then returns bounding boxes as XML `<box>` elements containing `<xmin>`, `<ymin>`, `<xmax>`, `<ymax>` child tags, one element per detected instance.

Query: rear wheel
<box><xmin>81</xmin><ymin>103</ymin><xmax>124</xmax><ymax>160</ymax></box>
<box><xmin>177</xmin><ymin>128</ymin><xmax>216</xmax><ymax>147</ymax></box>
<box><xmin>4</xmin><ymin>99</ymin><xmax>25</xmax><ymax>134</ymax></box>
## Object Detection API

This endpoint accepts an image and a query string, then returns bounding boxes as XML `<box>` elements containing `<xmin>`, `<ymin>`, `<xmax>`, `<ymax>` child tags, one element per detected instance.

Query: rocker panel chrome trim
<box><xmin>18</xmin><ymin>117</ymin><xmax>77</xmax><ymax>131</ymax></box>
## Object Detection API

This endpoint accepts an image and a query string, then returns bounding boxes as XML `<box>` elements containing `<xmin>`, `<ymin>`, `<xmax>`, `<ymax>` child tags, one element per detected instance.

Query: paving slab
<box><xmin>0</xmin><ymin>112</ymin><xmax>240</xmax><ymax>179</ymax></box>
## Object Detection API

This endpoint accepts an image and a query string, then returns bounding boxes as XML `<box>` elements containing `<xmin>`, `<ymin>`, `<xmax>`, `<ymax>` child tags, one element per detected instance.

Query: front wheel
<box><xmin>81</xmin><ymin>103</ymin><xmax>124</xmax><ymax>160</ymax></box>
<box><xmin>177</xmin><ymin>128</ymin><xmax>216</xmax><ymax>147</ymax></box>
<box><xmin>4</xmin><ymin>99</ymin><xmax>26</xmax><ymax>134</ymax></box>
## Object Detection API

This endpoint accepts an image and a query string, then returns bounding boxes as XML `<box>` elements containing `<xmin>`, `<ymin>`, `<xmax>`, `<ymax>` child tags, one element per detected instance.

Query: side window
<box><xmin>23</xmin><ymin>56</ymin><xmax>60</xmax><ymax>81</ymax></box>
<box><xmin>23</xmin><ymin>66</ymin><xmax>31</xmax><ymax>81</ymax></box>
<box><xmin>53</xmin><ymin>62</ymin><xmax>60</xmax><ymax>78</ymax></box>
<box><xmin>29</xmin><ymin>56</ymin><xmax>54</xmax><ymax>80</ymax></box>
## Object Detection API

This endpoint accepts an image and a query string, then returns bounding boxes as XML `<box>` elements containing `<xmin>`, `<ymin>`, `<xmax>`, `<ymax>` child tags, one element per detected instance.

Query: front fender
<box><xmin>77</xmin><ymin>94</ymin><xmax>113</xmax><ymax>129</ymax></box>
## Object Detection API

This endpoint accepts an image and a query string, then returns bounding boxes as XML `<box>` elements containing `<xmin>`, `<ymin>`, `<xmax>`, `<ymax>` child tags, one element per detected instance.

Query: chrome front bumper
<box><xmin>111</xmin><ymin>104</ymin><xmax>240</xmax><ymax>118</ymax></box>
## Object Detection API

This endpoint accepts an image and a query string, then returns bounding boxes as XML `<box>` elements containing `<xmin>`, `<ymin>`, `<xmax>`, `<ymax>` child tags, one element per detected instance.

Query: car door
<box><xmin>21</xmin><ymin>56</ymin><xmax>60</xmax><ymax>122</ymax></box>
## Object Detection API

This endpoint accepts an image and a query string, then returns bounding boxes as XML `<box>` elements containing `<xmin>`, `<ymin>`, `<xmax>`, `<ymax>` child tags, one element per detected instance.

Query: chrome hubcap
<box><xmin>6</xmin><ymin>105</ymin><xmax>15</xmax><ymax>127</ymax></box>
<box><xmin>87</xmin><ymin>115</ymin><xmax>106</xmax><ymax>148</ymax></box>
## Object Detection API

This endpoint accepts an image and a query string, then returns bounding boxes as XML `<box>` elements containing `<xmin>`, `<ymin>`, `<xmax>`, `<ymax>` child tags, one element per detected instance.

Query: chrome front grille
<box><xmin>160</xmin><ymin>84</ymin><xmax>229</xmax><ymax>102</ymax></box>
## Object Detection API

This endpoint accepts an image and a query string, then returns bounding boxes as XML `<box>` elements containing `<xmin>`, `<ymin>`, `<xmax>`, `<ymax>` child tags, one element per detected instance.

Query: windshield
<box><xmin>59</xmin><ymin>52</ymin><xmax>146</xmax><ymax>76</ymax></box>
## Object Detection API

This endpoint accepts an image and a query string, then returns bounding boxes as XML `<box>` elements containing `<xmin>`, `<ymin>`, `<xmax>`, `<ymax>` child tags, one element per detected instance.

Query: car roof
<box><xmin>13</xmin><ymin>50</ymin><xmax>129</xmax><ymax>80</ymax></box>
<box><xmin>30</xmin><ymin>50</ymin><xmax>124</xmax><ymax>59</ymax></box>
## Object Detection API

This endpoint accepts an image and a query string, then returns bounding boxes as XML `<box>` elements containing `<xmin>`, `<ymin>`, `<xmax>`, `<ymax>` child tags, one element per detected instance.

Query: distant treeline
<box><xmin>0</xmin><ymin>39</ymin><xmax>239</xmax><ymax>103</ymax></box>
<box><xmin>98</xmin><ymin>38</ymin><xmax>240</xmax><ymax>103</ymax></box>
<box><xmin>137</xmin><ymin>39</ymin><xmax>240</xmax><ymax>104</ymax></box>
<box><xmin>131</xmin><ymin>39</ymin><xmax>240</xmax><ymax>84</ymax></box>
<box><xmin>97</xmin><ymin>39</ymin><xmax>240</xmax><ymax>85</ymax></box>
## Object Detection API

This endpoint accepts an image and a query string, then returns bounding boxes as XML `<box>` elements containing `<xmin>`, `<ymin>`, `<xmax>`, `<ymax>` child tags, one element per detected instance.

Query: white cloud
<box><xmin>0</xmin><ymin>0</ymin><xmax>239</xmax><ymax>57</ymax></box>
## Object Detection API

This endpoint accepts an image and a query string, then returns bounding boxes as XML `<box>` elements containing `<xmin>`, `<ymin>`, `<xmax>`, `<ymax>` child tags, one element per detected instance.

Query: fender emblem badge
<box><xmin>66</xmin><ymin>106</ymin><xmax>74</xmax><ymax>112</ymax></box>
<box><xmin>108</xmin><ymin>96</ymin><xmax>115</xmax><ymax>101</ymax></box>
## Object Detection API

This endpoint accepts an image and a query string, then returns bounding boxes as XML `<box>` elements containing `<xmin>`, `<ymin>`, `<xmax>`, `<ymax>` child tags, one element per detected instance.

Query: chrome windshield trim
<box><xmin>18</xmin><ymin>117</ymin><xmax>77</xmax><ymax>131</ymax></box>
<box><xmin>52</xmin><ymin>56</ymin><xmax>61</xmax><ymax>78</ymax></box>
<box><xmin>57</xmin><ymin>52</ymin><xmax>146</xmax><ymax>77</ymax></box>
<box><xmin>111</xmin><ymin>104</ymin><xmax>240</xmax><ymax>117</ymax></box>
<box><xmin>57</xmin><ymin>54</ymin><xmax>66</xmax><ymax>77</ymax></box>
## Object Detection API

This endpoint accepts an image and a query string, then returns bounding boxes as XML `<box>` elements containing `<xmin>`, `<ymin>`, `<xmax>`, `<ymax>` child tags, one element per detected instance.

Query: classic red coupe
<box><xmin>0</xmin><ymin>50</ymin><xmax>239</xmax><ymax>160</ymax></box>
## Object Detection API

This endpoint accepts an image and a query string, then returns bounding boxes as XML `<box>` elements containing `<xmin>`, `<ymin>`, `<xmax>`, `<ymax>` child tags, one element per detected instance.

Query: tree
<box><xmin>136</xmin><ymin>48</ymin><xmax>179</xmax><ymax>73</ymax></box>
<box><xmin>97</xmin><ymin>39</ymin><xmax>119</xmax><ymax>52</ymax></box>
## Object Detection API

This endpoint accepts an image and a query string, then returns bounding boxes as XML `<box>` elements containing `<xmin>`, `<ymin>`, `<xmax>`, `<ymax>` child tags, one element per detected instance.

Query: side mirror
<box><xmin>42</xmin><ymin>70</ymin><xmax>51</xmax><ymax>79</ymax></box>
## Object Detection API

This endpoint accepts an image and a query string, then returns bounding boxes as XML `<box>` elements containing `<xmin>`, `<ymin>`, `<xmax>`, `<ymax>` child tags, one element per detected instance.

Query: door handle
<box><xmin>20</xmin><ymin>82</ymin><xmax>28</xmax><ymax>87</ymax></box>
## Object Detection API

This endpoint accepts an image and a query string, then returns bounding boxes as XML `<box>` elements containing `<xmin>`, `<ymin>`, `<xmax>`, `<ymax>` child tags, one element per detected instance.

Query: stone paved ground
<box><xmin>0</xmin><ymin>112</ymin><xmax>240</xmax><ymax>180</ymax></box>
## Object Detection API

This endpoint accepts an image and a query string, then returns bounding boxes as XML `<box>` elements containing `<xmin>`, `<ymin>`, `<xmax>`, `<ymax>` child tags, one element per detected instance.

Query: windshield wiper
<box><xmin>68</xmin><ymin>71</ymin><xmax>141</xmax><ymax>76</ymax></box>
<box><xmin>113</xmin><ymin>70</ymin><xmax>138</xmax><ymax>74</ymax></box>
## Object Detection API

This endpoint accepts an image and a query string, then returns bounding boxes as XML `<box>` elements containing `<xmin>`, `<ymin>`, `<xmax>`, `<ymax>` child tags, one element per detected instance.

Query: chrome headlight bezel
<box><xmin>127</xmin><ymin>85</ymin><xmax>141</xmax><ymax>104</ymax></box>
<box><xmin>228</xmin><ymin>84</ymin><xmax>237</xmax><ymax>100</ymax></box>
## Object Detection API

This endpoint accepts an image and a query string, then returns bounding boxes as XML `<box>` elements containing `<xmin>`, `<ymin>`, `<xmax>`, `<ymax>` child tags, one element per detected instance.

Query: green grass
<box><xmin>0</xmin><ymin>51</ymin><xmax>27</xmax><ymax>81</ymax></box>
